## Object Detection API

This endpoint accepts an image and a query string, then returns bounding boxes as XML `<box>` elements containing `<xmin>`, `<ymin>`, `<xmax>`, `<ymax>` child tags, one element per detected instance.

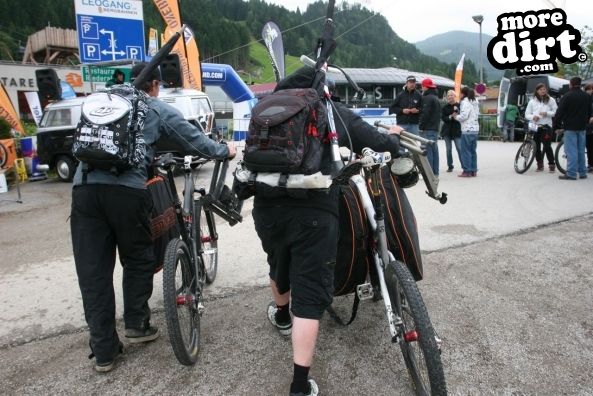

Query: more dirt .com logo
<box><xmin>487</xmin><ymin>9</ymin><xmax>586</xmax><ymax>75</ymax></box>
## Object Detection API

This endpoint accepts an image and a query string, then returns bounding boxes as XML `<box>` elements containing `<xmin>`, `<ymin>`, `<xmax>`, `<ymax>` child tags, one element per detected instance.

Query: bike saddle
<box><xmin>332</xmin><ymin>161</ymin><xmax>363</xmax><ymax>185</ymax></box>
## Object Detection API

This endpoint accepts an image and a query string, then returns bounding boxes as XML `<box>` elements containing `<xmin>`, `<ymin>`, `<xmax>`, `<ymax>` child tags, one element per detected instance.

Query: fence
<box><xmin>478</xmin><ymin>114</ymin><xmax>501</xmax><ymax>140</ymax></box>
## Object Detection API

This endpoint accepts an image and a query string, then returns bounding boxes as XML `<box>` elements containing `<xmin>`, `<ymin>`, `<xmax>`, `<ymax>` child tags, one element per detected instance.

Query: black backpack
<box><xmin>243</xmin><ymin>88</ymin><xmax>327</xmax><ymax>175</ymax></box>
<box><xmin>73</xmin><ymin>83</ymin><xmax>149</xmax><ymax>172</ymax></box>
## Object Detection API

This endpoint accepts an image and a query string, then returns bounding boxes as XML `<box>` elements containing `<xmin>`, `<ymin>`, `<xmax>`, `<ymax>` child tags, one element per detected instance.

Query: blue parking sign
<box><xmin>75</xmin><ymin>0</ymin><xmax>146</xmax><ymax>63</ymax></box>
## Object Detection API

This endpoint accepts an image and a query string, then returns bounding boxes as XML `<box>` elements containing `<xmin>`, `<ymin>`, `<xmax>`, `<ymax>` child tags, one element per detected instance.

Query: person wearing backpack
<box><xmin>252</xmin><ymin>66</ymin><xmax>402</xmax><ymax>396</ymax></box>
<box><xmin>70</xmin><ymin>63</ymin><xmax>235</xmax><ymax>373</ymax></box>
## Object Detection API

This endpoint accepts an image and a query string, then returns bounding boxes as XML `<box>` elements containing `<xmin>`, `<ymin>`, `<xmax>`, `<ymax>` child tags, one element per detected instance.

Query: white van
<box><xmin>36</xmin><ymin>87</ymin><xmax>215</xmax><ymax>181</ymax></box>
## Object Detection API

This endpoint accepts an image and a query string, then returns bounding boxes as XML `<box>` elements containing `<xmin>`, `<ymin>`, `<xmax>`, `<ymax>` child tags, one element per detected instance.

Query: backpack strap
<box><xmin>81</xmin><ymin>162</ymin><xmax>89</xmax><ymax>185</ymax></box>
<box><xmin>326</xmin><ymin>293</ymin><xmax>360</xmax><ymax>326</ymax></box>
<box><xmin>278</xmin><ymin>173</ymin><xmax>288</xmax><ymax>188</ymax></box>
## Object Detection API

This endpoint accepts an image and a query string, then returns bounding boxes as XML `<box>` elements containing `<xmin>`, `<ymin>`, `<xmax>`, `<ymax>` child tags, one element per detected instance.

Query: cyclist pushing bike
<box><xmin>70</xmin><ymin>59</ymin><xmax>235</xmax><ymax>373</ymax></box>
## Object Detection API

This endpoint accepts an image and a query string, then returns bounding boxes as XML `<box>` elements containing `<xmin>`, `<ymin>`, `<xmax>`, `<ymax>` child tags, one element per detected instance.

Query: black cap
<box><xmin>131</xmin><ymin>63</ymin><xmax>162</xmax><ymax>82</ymax></box>
<box><xmin>406</xmin><ymin>75</ymin><xmax>416</xmax><ymax>82</ymax></box>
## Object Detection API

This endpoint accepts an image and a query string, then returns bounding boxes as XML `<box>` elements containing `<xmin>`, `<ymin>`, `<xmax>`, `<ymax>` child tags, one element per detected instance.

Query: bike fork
<box><xmin>373</xmin><ymin>249</ymin><xmax>403</xmax><ymax>343</ymax></box>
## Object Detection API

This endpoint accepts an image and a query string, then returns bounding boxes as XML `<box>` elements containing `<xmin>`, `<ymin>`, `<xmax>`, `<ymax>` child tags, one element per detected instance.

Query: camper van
<box><xmin>497</xmin><ymin>74</ymin><xmax>569</xmax><ymax>139</ymax></box>
<box><xmin>36</xmin><ymin>87</ymin><xmax>215</xmax><ymax>181</ymax></box>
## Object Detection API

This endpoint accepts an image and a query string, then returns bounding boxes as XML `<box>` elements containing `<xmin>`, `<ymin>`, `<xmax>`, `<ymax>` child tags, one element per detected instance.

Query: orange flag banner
<box><xmin>152</xmin><ymin>0</ymin><xmax>202</xmax><ymax>91</ymax></box>
<box><xmin>0</xmin><ymin>84</ymin><xmax>24</xmax><ymax>135</ymax></box>
<box><xmin>454</xmin><ymin>53</ymin><xmax>465</xmax><ymax>102</ymax></box>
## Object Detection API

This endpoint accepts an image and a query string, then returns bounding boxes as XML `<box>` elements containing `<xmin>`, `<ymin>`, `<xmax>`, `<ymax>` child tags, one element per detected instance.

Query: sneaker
<box><xmin>93</xmin><ymin>342</ymin><xmax>124</xmax><ymax>373</ymax></box>
<box><xmin>290</xmin><ymin>379</ymin><xmax>319</xmax><ymax>396</ymax></box>
<box><xmin>471</xmin><ymin>172</ymin><xmax>477</xmax><ymax>177</ymax></box>
<box><xmin>267</xmin><ymin>301</ymin><xmax>292</xmax><ymax>337</ymax></box>
<box><xmin>549</xmin><ymin>164</ymin><xmax>556</xmax><ymax>173</ymax></box>
<box><xmin>579</xmin><ymin>174</ymin><xmax>588</xmax><ymax>179</ymax></box>
<box><xmin>446</xmin><ymin>167</ymin><xmax>453</xmax><ymax>172</ymax></box>
<box><xmin>558</xmin><ymin>175</ymin><xmax>577</xmax><ymax>180</ymax></box>
<box><xmin>124</xmin><ymin>326</ymin><xmax>159</xmax><ymax>343</ymax></box>
<box><xmin>458</xmin><ymin>172</ymin><xmax>471</xmax><ymax>177</ymax></box>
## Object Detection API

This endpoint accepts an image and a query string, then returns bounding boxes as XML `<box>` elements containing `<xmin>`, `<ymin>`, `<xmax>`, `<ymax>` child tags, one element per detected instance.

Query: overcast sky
<box><xmin>266</xmin><ymin>0</ymin><xmax>592</xmax><ymax>43</ymax></box>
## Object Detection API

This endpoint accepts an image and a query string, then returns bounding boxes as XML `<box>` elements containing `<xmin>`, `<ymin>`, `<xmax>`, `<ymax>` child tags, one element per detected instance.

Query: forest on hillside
<box><xmin>0</xmin><ymin>0</ymin><xmax>482</xmax><ymax>84</ymax></box>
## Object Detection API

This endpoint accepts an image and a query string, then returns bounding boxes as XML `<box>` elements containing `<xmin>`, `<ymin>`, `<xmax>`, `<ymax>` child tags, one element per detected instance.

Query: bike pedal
<box><xmin>198</xmin><ymin>302</ymin><xmax>205</xmax><ymax>315</ymax></box>
<box><xmin>356</xmin><ymin>283</ymin><xmax>374</xmax><ymax>300</ymax></box>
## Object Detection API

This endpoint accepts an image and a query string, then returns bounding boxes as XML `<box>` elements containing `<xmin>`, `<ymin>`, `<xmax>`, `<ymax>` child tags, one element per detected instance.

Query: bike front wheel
<box><xmin>514</xmin><ymin>140</ymin><xmax>536</xmax><ymax>174</ymax></box>
<box><xmin>554</xmin><ymin>140</ymin><xmax>567</xmax><ymax>175</ymax></box>
<box><xmin>385</xmin><ymin>260</ymin><xmax>447</xmax><ymax>396</ymax></box>
<box><xmin>195</xmin><ymin>202</ymin><xmax>218</xmax><ymax>284</ymax></box>
<box><xmin>163</xmin><ymin>238</ymin><xmax>202</xmax><ymax>365</ymax></box>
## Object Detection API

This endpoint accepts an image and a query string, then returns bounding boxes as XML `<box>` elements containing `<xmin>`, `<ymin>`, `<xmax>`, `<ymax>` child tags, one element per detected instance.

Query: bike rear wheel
<box><xmin>385</xmin><ymin>260</ymin><xmax>447</xmax><ymax>396</ymax></box>
<box><xmin>195</xmin><ymin>202</ymin><xmax>218</xmax><ymax>284</ymax></box>
<box><xmin>514</xmin><ymin>140</ymin><xmax>536</xmax><ymax>174</ymax></box>
<box><xmin>554</xmin><ymin>140</ymin><xmax>567</xmax><ymax>175</ymax></box>
<box><xmin>163</xmin><ymin>238</ymin><xmax>202</xmax><ymax>365</ymax></box>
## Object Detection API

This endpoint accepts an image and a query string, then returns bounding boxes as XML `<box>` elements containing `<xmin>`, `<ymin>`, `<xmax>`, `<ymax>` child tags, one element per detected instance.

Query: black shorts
<box><xmin>253</xmin><ymin>206</ymin><xmax>338</xmax><ymax>320</ymax></box>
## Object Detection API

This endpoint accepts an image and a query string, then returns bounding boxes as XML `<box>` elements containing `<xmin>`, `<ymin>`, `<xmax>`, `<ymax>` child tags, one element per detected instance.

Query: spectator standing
<box><xmin>389</xmin><ymin>75</ymin><xmax>422</xmax><ymax>135</ymax></box>
<box><xmin>502</xmin><ymin>101</ymin><xmax>519</xmax><ymax>142</ymax></box>
<box><xmin>71</xmin><ymin>63</ymin><xmax>235</xmax><ymax>372</ymax></box>
<box><xmin>555</xmin><ymin>77</ymin><xmax>592</xmax><ymax>180</ymax></box>
<box><xmin>454</xmin><ymin>87</ymin><xmax>479</xmax><ymax>177</ymax></box>
<box><xmin>418</xmin><ymin>78</ymin><xmax>441</xmax><ymax>176</ymax></box>
<box><xmin>584</xmin><ymin>83</ymin><xmax>593</xmax><ymax>172</ymax></box>
<box><xmin>441</xmin><ymin>89</ymin><xmax>463</xmax><ymax>172</ymax></box>
<box><xmin>525</xmin><ymin>83</ymin><xmax>557</xmax><ymax>172</ymax></box>
<box><xmin>105</xmin><ymin>69</ymin><xmax>125</xmax><ymax>87</ymax></box>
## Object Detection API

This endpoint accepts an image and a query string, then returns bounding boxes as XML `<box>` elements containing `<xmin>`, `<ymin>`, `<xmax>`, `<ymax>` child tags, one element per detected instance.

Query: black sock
<box><xmin>275</xmin><ymin>303</ymin><xmax>290</xmax><ymax>324</ymax></box>
<box><xmin>290</xmin><ymin>363</ymin><xmax>310</xmax><ymax>394</ymax></box>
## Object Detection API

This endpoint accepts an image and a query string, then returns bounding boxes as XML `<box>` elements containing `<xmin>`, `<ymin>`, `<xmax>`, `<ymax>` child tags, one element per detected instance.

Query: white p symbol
<box><xmin>87</xmin><ymin>46</ymin><xmax>96</xmax><ymax>57</ymax></box>
<box><xmin>129</xmin><ymin>48</ymin><xmax>139</xmax><ymax>59</ymax></box>
<box><xmin>83</xmin><ymin>23</ymin><xmax>91</xmax><ymax>34</ymax></box>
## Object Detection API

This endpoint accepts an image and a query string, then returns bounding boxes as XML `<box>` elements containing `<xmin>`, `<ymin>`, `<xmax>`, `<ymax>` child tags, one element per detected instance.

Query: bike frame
<box><xmin>350</xmin><ymin>155</ymin><xmax>404</xmax><ymax>341</ymax></box>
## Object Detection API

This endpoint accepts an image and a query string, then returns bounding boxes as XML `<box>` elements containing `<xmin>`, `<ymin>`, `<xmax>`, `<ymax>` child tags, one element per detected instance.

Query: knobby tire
<box><xmin>385</xmin><ymin>260</ymin><xmax>447</xmax><ymax>396</ymax></box>
<box><xmin>163</xmin><ymin>238</ymin><xmax>201</xmax><ymax>365</ymax></box>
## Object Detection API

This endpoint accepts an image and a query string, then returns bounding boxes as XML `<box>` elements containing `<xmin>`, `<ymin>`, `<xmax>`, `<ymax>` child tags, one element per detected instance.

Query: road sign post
<box><xmin>75</xmin><ymin>0</ymin><xmax>146</xmax><ymax>64</ymax></box>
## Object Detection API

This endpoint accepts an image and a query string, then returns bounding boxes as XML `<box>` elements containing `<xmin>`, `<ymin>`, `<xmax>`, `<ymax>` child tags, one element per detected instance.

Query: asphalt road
<box><xmin>1</xmin><ymin>141</ymin><xmax>593</xmax><ymax>395</ymax></box>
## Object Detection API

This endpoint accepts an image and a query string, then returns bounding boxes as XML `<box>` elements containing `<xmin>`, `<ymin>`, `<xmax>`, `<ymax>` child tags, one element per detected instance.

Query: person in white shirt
<box><xmin>525</xmin><ymin>83</ymin><xmax>558</xmax><ymax>172</ymax></box>
<box><xmin>453</xmin><ymin>87</ymin><xmax>480</xmax><ymax>177</ymax></box>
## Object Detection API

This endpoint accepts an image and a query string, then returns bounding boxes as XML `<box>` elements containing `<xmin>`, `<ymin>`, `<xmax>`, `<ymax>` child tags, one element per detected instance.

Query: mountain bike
<box><xmin>344</xmin><ymin>147</ymin><xmax>447</xmax><ymax>395</ymax></box>
<box><xmin>153</xmin><ymin>152</ymin><xmax>242</xmax><ymax>365</ymax></box>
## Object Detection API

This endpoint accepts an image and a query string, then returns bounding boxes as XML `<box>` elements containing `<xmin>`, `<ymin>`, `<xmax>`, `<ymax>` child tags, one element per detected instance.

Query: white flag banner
<box><xmin>24</xmin><ymin>91</ymin><xmax>43</xmax><ymax>126</ymax></box>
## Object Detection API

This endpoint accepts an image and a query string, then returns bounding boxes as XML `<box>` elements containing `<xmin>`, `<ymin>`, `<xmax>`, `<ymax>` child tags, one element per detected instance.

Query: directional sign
<box><xmin>74</xmin><ymin>0</ymin><xmax>146</xmax><ymax>63</ymax></box>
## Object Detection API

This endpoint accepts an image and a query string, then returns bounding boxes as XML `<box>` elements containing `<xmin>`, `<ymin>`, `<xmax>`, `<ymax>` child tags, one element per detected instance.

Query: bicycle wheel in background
<box><xmin>554</xmin><ymin>140</ymin><xmax>567</xmax><ymax>174</ymax></box>
<box><xmin>195</xmin><ymin>202</ymin><xmax>218</xmax><ymax>284</ymax></box>
<box><xmin>514</xmin><ymin>140</ymin><xmax>536</xmax><ymax>174</ymax></box>
<box><xmin>163</xmin><ymin>238</ymin><xmax>201</xmax><ymax>365</ymax></box>
<box><xmin>385</xmin><ymin>260</ymin><xmax>447</xmax><ymax>396</ymax></box>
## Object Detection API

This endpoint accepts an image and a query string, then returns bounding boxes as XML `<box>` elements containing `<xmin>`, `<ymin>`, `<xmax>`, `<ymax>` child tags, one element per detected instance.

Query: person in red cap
<box><xmin>419</xmin><ymin>78</ymin><xmax>442</xmax><ymax>176</ymax></box>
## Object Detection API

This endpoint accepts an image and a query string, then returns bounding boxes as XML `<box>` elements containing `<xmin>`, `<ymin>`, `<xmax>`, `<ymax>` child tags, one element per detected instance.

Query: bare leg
<box><xmin>270</xmin><ymin>278</ymin><xmax>289</xmax><ymax>306</ymax></box>
<box><xmin>292</xmin><ymin>317</ymin><xmax>319</xmax><ymax>367</ymax></box>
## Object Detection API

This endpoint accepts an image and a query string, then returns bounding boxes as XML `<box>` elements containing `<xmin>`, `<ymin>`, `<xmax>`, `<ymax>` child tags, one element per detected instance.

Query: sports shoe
<box><xmin>93</xmin><ymin>342</ymin><xmax>124</xmax><ymax>373</ymax></box>
<box><xmin>289</xmin><ymin>378</ymin><xmax>319</xmax><ymax>396</ymax></box>
<box><xmin>549</xmin><ymin>164</ymin><xmax>556</xmax><ymax>173</ymax></box>
<box><xmin>446</xmin><ymin>166</ymin><xmax>453</xmax><ymax>172</ymax></box>
<box><xmin>579</xmin><ymin>174</ymin><xmax>588</xmax><ymax>179</ymax></box>
<box><xmin>471</xmin><ymin>171</ymin><xmax>477</xmax><ymax>177</ymax></box>
<box><xmin>267</xmin><ymin>301</ymin><xmax>292</xmax><ymax>337</ymax></box>
<box><xmin>458</xmin><ymin>172</ymin><xmax>471</xmax><ymax>177</ymax></box>
<box><xmin>124</xmin><ymin>326</ymin><xmax>159</xmax><ymax>343</ymax></box>
<box><xmin>558</xmin><ymin>175</ymin><xmax>576</xmax><ymax>180</ymax></box>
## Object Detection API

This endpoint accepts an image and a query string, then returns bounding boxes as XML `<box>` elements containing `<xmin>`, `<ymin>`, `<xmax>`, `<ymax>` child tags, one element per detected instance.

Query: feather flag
<box><xmin>0</xmin><ymin>83</ymin><xmax>23</xmax><ymax>134</ymax></box>
<box><xmin>454</xmin><ymin>53</ymin><xmax>465</xmax><ymax>101</ymax></box>
<box><xmin>262</xmin><ymin>21</ymin><xmax>285</xmax><ymax>82</ymax></box>
<box><xmin>152</xmin><ymin>0</ymin><xmax>202</xmax><ymax>91</ymax></box>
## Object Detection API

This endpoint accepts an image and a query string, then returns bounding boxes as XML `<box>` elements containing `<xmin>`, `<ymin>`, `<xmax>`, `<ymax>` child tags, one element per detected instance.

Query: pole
<box><xmin>479</xmin><ymin>22</ymin><xmax>483</xmax><ymax>84</ymax></box>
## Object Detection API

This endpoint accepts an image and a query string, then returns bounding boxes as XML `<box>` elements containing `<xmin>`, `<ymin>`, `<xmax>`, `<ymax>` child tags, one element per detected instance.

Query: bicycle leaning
<box><xmin>152</xmin><ymin>152</ymin><xmax>242</xmax><ymax>365</ymax></box>
<box><xmin>514</xmin><ymin>128</ymin><xmax>537</xmax><ymax>174</ymax></box>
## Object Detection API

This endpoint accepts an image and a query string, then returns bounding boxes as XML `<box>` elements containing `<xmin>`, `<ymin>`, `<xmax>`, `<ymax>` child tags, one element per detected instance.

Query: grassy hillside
<box><xmin>246</xmin><ymin>41</ymin><xmax>302</xmax><ymax>84</ymax></box>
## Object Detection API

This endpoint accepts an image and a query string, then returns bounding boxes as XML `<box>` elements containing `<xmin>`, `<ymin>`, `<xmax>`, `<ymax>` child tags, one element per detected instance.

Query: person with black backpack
<box><xmin>251</xmin><ymin>66</ymin><xmax>401</xmax><ymax>396</ymax></box>
<box><xmin>70</xmin><ymin>63</ymin><xmax>235</xmax><ymax>373</ymax></box>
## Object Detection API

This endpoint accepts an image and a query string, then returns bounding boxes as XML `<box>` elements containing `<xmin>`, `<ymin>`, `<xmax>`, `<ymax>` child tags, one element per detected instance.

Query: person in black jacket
<box><xmin>253</xmin><ymin>66</ymin><xmax>402</xmax><ymax>396</ymax></box>
<box><xmin>389</xmin><ymin>75</ymin><xmax>422</xmax><ymax>135</ymax></box>
<box><xmin>418</xmin><ymin>78</ymin><xmax>442</xmax><ymax>176</ymax></box>
<box><xmin>441</xmin><ymin>90</ymin><xmax>463</xmax><ymax>172</ymax></box>
<box><xmin>555</xmin><ymin>77</ymin><xmax>593</xmax><ymax>180</ymax></box>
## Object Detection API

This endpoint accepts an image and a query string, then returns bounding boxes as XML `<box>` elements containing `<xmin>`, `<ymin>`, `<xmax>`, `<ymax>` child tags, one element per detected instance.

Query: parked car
<box><xmin>36</xmin><ymin>87</ymin><xmax>216</xmax><ymax>181</ymax></box>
